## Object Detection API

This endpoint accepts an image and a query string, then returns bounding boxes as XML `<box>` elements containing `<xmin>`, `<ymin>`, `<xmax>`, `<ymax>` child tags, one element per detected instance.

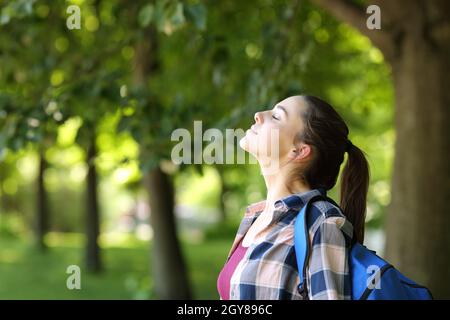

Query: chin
<box><xmin>240</xmin><ymin>137</ymin><xmax>260</xmax><ymax>158</ymax></box>
<box><xmin>239</xmin><ymin>136</ymin><xmax>249</xmax><ymax>151</ymax></box>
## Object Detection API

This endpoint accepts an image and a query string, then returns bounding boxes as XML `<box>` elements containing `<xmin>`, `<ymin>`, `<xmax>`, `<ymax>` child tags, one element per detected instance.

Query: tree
<box><xmin>0</xmin><ymin>0</ymin><xmax>127</xmax><ymax>270</ymax></box>
<box><xmin>131</xmin><ymin>25</ymin><xmax>193</xmax><ymax>298</ymax></box>
<box><xmin>117</xmin><ymin>0</ymin><xmax>209</xmax><ymax>299</ymax></box>
<box><xmin>312</xmin><ymin>0</ymin><xmax>450</xmax><ymax>298</ymax></box>
<box><xmin>0</xmin><ymin>0</ymin><xmax>67</xmax><ymax>250</ymax></box>
<box><xmin>36</xmin><ymin>147</ymin><xmax>48</xmax><ymax>250</ymax></box>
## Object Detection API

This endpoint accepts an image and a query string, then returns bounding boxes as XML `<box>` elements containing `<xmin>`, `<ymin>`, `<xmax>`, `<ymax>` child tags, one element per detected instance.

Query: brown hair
<box><xmin>290</xmin><ymin>95</ymin><xmax>370</xmax><ymax>244</ymax></box>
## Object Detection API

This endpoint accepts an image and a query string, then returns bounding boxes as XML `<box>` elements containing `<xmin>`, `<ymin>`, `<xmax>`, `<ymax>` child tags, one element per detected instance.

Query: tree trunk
<box><xmin>36</xmin><ymin>150</ymin><xmax>48</xmax><ymax>251</ymax></box>
<box><xmin>386</xmin><ymin>27</ymin><xmax>450</xmax><ymax>299</ymax></box>
<box><xmin>86</xmin><ymin>139</ymin><xmax>101</xmax><ymax>272</ymax></box>
<box><xmin>145</xmin><ymin>167</ymin><xmax>192</xmax><ymax>299</ymax></box>
<box><xmin>311</xmin><ymin>0</ymin><xmax>450</xmax><ymax>298</ymax></box>
<box><xmin>133</xmin><ymin>25</ymin><xmax>191</xmax><ymax>299</ymax></box>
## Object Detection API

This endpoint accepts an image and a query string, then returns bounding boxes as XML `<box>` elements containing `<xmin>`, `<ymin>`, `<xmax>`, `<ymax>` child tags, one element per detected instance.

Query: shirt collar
<box><xmin>245</xmin><ymin>199</ymin><xmax>267</xmax><ymax>217</ymax></box>
<box><xmin>244</xmin><ymin>188</ymin><xmax>327</xmax><ymax>224</ymax></box>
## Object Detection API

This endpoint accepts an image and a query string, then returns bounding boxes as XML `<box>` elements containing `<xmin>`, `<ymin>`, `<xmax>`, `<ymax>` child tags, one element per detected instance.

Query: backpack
<box><xmin>294</xmin><ymin>195</ymin><xmax>433</xmax><ymax>300</ymax></box>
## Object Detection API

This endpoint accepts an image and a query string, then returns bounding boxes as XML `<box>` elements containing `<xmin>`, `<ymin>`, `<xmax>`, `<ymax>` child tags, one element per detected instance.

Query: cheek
<box><xmin>257</xmin><ymin>126</ymin><xmax>288</xmax><ymax>156</ymax></box>
<box><xmin>265</xmin><ymin>126</ymin><xmax>295</xmax><ymax>156</ymax></box>
<box><xmin>279</xmin><ymin>129</ymin><xmax>295</xmax><ymax>153</ymax></box>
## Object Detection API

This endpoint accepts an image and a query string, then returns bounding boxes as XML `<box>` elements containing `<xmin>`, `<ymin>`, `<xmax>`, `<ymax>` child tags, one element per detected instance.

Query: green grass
<box><xmin>0</xmin><ymin>234</ymin><xmax>231</xmax><ymax>299</ymax></box>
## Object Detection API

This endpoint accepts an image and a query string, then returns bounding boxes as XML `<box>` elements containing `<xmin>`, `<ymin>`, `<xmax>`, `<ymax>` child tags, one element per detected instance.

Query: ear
<box><xmin>287</xmin><ymin>143</ymin><xmax>312</xmax><ymax>162</ymax></box>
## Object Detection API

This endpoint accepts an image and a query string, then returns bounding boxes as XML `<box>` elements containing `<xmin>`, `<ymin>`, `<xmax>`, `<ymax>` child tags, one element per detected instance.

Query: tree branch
<box><xmin>311</xmin><ymin>0</ymin><xmax>395</xmax><ymax>61</ymax></box>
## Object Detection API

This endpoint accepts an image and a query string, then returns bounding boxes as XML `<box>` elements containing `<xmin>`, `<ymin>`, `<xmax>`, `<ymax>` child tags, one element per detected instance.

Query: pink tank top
<box><xmin>217</xmin><ymin>239</ymin><xmax>248</xmax><ymax>300</ymax></box>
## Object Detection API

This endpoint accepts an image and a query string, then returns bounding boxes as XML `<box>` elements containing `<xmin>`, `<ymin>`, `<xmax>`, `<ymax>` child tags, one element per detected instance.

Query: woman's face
<box><xmin>240</xmin><ymin>96</ymin><xmax>307</xmax><ymax>163</ymax></box>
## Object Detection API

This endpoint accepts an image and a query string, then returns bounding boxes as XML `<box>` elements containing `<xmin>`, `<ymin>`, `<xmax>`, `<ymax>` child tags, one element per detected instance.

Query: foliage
<box><xmin>0</xmin><ymin>0</ymin><xmax>395</xmax><ymax>298</ymax></box>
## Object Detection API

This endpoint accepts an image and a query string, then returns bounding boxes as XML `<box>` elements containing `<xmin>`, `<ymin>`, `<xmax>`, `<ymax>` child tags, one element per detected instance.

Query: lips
<box><xmin>250</xmin><ymin>125</ymin><xmax>258</xmax><ymax>134</ymax></box>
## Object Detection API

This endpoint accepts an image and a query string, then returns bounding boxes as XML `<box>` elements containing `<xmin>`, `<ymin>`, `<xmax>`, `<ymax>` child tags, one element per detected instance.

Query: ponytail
<box><xmin>340</xmin><ymin>140</ymin><xmax>370</xmax><ymax>244</ymax></box>
<box><xmin>295</xmin><ymin>95</ymin><xmax>370</xmax><ymax>244</ymax></box>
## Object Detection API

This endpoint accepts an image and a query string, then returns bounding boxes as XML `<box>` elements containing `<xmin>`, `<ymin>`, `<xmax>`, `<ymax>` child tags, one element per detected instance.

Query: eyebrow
<box><xmin>275</xmin><ymin>105</ymin><xmax>288</xmax><ymax>117</ymax></box>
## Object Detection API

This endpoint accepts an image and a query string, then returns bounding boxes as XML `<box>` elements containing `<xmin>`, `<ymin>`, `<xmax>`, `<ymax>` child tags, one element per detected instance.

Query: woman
<box><xmin>217</xmin><ymin>95</ymin><xmax>369</xmax><ymax>300</ymax></box>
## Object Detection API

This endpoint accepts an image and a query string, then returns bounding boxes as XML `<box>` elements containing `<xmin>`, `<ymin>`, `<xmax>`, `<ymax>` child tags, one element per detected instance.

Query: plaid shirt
<box><xmin>223</xmin><ymin>188</ymin><xmax>354</xmax><ymax>300</ymax></box>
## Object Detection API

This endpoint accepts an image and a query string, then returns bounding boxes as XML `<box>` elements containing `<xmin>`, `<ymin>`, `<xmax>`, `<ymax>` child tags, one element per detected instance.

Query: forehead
<box><xmin>276</xmin><ymin>95</ymin><xmax>308</xmax><ymax>117</ymax></box>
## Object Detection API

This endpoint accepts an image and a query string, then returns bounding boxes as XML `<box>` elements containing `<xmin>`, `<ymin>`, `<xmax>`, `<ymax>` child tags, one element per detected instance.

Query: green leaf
<box><xmin>184</xmin><ymin>3</ymin><xmax>206</xmax><ymax>31</ymax></box>
<box><xmin>0</xmin><ymin>0</ymin><xmax>36</xmax><ymax>25</ymax></box>
<box><xmin>156</xmin><ymin>1</ymin><xmax>186</xmax><ymax>34</ymax></box>
<box><xmin>153</xmin><ymin>0</ymin><xmax>167</xmax><ymax>32</ymax></box>
<box><xmin>0</xmin><ymin>12</ymin><xmax>11</xmax><ymax>25</ymax></box>
<box><xmin>168</xmin><ymin>2</ymin><xmax>185</xmax><ymax>27</ymax></box>
<box><xmin>138</xmin><ymin>4</ymin><xmax>154</xmax><ymax>28</ymax></box>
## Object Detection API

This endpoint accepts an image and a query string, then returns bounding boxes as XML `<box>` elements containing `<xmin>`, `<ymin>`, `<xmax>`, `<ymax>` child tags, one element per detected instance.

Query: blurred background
<box><xmin>0</xmin><ymin>0</ymin><xmax>449</xmax><ymax>299</ymax></box>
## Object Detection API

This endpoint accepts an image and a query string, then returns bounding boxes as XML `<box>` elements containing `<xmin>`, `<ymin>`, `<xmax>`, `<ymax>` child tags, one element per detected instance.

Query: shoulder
<box><xmin>307</xmin><ymin>200</ymin><xmax>354</xmax><ymax>241</ymax></box>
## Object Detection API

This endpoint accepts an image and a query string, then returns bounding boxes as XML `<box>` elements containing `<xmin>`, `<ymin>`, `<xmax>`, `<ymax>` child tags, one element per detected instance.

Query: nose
<box><xmin>254</xmin><ymin>112</ymin><xmax>263</xmax><ymax>124</ymax></box>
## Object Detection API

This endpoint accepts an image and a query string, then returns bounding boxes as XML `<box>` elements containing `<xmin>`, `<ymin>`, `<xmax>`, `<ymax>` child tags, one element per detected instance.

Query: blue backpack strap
<box><xmin>294</xmin><ymin>194</ymin><xmax>330</xmax><ymax>299</ymax></box>
<box><xmin>294</xmin><ymin>201</ymin><xmax>309</xmax><ymax>299</ymax></box>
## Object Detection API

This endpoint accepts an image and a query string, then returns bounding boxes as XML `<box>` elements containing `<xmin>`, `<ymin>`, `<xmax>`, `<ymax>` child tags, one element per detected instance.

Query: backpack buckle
<box><xmin>298</xmin><ymin>282</ymin><xmax>308</xmax><ymax>299</ymax></box>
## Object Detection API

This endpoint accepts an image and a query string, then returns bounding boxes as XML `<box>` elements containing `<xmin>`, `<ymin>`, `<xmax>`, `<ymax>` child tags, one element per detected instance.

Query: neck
<box><xmin>260</xmin><ymin>159</ymin><xmax>311</xmax><ymax>213</ymax></box>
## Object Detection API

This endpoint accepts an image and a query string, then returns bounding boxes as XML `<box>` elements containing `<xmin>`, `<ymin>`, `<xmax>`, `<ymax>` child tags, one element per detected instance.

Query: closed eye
<box><xmin>272</xmin><ymin>113</ymin><xmax>280</xmax><ymax>120</ymax></box>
